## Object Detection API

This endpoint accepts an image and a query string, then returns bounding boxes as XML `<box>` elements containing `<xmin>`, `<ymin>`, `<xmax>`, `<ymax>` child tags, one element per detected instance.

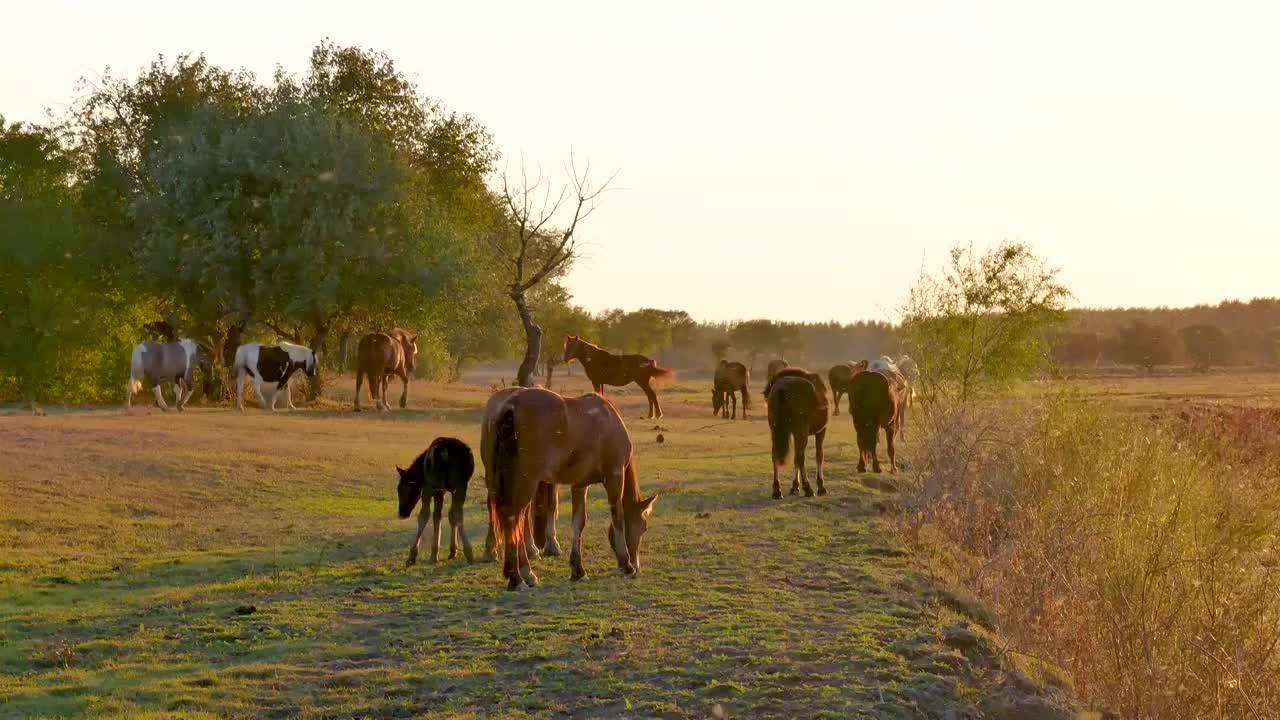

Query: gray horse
<box><xmin>125</xmin><ymin>339</ymin><xmax>205</xmax><ymax>411</ymax></box>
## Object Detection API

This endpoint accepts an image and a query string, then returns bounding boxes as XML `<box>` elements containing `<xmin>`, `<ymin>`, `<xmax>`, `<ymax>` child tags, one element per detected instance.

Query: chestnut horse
<box><xmin>847</xmin><ymin>368</ymin><xmax>906</xmax><ymax>473</ymax></box>
<box><xmin>483</xmin><ymin>387</ymin><xmax>657</xmax><ymax>590</ymax></box>
<box><xmin>763</xmin><ymin>368</ymin><xmax>829</xmax><ymax>499</ymax></box>
<box><xmin>712</xmin><ymin>360</ymin><xmax>751</xmax><ymax>419</ymax></box>
<box><xmin>562</xmin><ymin>335</ymin><xmax>674</xmax><ymax>419</ymax></box>
<box><xmin>827</xmin><ymin>360</ymin><xmax>869</xmax><ymax>416</ymax></box>
<box><xmin>354</xmin><ymin>329</ymin><xmax>418</xmax><ymax>411</ymax></box>
<box><xmin>396</xmin><ymin>436</ymin><xmax>476</xmax><ymax>566</ymax></box>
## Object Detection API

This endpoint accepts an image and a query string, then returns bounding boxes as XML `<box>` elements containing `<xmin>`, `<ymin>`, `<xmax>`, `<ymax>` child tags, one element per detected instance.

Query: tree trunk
<box><xmin>511</xmin><ymin>290</ymin><xmax>541</xmax><ymax>387</ymax></box>
<box><xmin>307</xmin><ymin>323</ymin><xmax>329</xmax><ymax>401</ymax></box>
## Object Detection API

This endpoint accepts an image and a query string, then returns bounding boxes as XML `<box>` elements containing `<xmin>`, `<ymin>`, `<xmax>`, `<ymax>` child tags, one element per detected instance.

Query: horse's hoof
<box><xmin>571</xmin><ymin>570</ymin><xmax>588</xmax><ymax>581</ymax></box>
<box><xmin>816</xmin><ymin>486</ymin><xmax>827</xmax><ymax>496</ymax></box>
<box><xmin>506</xmin><ymin>580</ymin><xmax>528</xmax><ymax>592</ymax></box>
<box><xmin>789</xmin><ymin>486</ymin><xmax>799</xmax><ymax>496</ymax></box>
<box><xmin>772</xmin><ymin>488</ymin><xmax>782</xmax><ymax>499</ymax></box>
<box><xmin>523</xmin><ymin>573</ymin><xmax>539</xmax><ymax>587</ymax></box>
<box><xmin>406</xmin><ymin>551</ymin><xmax>417</xmax><ymax>566</ymax></box>
<box><xmin>542</xmin><ymin>542</ymin><xmax>563</xmax><ymax>557</ymax></box>
<box><xmin>448</xmin><ymin>550</ymin><xmax>459</xmax><ymax>561</ymax></box>
<box><xmin>873</xmin><ymin>465</ymin><xmax>882</xmax><ymax>474</ymax></box>
<box><xmin>803</xmin><ymin>488</ymin><xmax>814</xmax><ymax>498</ymax></box>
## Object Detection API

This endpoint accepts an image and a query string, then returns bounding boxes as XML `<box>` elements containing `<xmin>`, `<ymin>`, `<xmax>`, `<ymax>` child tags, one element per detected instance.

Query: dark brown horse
<box><xmin>396</xmin><ymin>437</ymin><xmax>476</xmax><ymax>566</ymax></box>
<box><xmin>712</xmin><ymin>360</ymin><xmax>750</xmax><ymax>419</ymax></box>
<box><xmin>763</xmin><ymin>368</ymin><xmax>829</xmax><ymax>499</ymax></box>
<box><xmin>847</xmin><ymin>369</ymin><xmax>905</xmax><ymax>473</ymax></box>
<box><xmin>563</xmin><ymin>335</ymin><xmax>674</xmax><ymax>419</ymax></box>
<box><xmin>827</xmin><ymin>360</ymin><xmax>869</xmax><ymax>416</ymax></box>
<box><xmin>355</xmin><ymin>329</ymin><xmax>418</xmax><ymax>411</ymax></box>
<box><xmin>484</xmin><ymin>387</ymin><xmax>657</xmax><ymax>590</ymax></box>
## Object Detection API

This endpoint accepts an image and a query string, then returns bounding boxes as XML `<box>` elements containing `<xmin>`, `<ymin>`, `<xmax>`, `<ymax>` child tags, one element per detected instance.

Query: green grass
<box><xmin>3</xmin><ymin>376</ymin><xmax>1009</xmax><ymax>718</ymax></box>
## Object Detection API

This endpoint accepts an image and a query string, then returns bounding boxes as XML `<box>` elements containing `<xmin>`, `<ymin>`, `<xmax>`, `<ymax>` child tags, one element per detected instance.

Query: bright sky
<box><xmin>6</xmin><ymin>1</ymin><xmax>1279</xmax><ymax>323</ymax></box>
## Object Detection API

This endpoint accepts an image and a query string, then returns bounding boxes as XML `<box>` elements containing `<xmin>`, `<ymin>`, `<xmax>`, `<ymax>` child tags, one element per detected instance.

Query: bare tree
<box><xmin>489</xmin><ymin>157</ymin><xmax>615</xmax><ymax>387</ymax></box>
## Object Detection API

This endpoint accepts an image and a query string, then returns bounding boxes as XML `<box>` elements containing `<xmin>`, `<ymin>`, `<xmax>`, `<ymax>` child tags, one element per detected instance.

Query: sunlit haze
<box><xmin>7</xmin><ymin>1</ymin><xmax>1278</xmax><ymax>322</ymax></box>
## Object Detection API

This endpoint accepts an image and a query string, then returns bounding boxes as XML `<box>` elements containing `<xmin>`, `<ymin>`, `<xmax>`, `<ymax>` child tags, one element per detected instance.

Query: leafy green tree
<box><xmin>900</xmin><ymin>241</ymin><xmax>1070</xmax><ymax>402</ymax></box>
<box><xmin>1179</xmin><ymin>324</ymin><xmax>1233</xmax><ymax>372</ymax></box>
<box><xmin>0</xmin><ymin>118</ymin><xmax>148</xmax><ymax>403</ymax></box>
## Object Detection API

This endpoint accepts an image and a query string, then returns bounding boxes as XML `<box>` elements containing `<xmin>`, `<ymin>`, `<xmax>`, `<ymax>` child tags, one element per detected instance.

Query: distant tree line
<box><xmin>1049</xmin><ymin>299</ymin><xmax>1280</xmax><ymax>372</ymax></box>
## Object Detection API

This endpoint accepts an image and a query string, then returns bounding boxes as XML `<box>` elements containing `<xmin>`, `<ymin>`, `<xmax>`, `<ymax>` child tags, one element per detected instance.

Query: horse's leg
<box><xmin>855</xmin><ymin>423</ymin><xmax>868</xmax><ymax>473</ymax></box>
<box><xmin>449</xmin><ymin>489</ymin><xmax>474</xmax><ymax>562</ymax></box>
<box><xmin>542</xmin><ymin>484</ymin><xmax>562</xmax><ymax>557</ymax></box>
<box><xmin>886</xmin><ymin>424</ymin><xmax>897</xmax><ymax>474</ymax></box>
<box><xmin>814</xmin><ymin>428</ymin><xmax>827</xmax><ymax>496</ymax></box>
<box><xmin>871</xmin><ymin>423</ymin><xmax>883</xmax><ymax>474</ymax></box>
<box><xmin>429</xmin><ymin>491</ymin><xmax>444</xmax><ymax>564</ymax></box>
<box><xmin>252</xmin><ymin>378</ymin><xmax>269</xmax><ymax>410</ymax></box>
<box><xmin>354</xmin><ymin>367</ymin><xmax>364</xmax><ymax>411</ymax></box>
<box><xmin>152</xmin><ymin>382</ymin><xmax>170</xmax><ymax>411</ymax></box>
<box><xmin>399</xmin><ymin>371</ymin><xmax>410</xmax><ymax>409</ymax></box>
<box><xmin>796</xmin><ymin>430</ymin><xmax>813</xmax><ymax>497</ymax></box>
<box><xmin>285</xmin><ymin>378</ymin><xmax>297</xmax><ymax>411</ymax></box>
<box><xmin>234</xmin><ymin>372</ymin><xmax>246</xmax><ymax>412</ymax></box>
<box><xmin>729</xmin><ymin>390</ymin><xmax>737</xmax><ymax>420</ymax></box>
<box><xmin>570</xmin><ymin>484</ymin><xmax>589</xmax><ymax>580</ymax></box>
<box><xmin>379</xmin><ymin>375</ymin><xmax>391</xmax><ymax>412</ymax></box>
<box><xmin>833</xmin><ymin>388</ymin><xmax>842</xmax><ymax>416</ymax></box>
<box><xmin>522</xmin><ymin>505</ymin><xmax>540</xmax><ymax>560</ymax></box>
<box><xmin>407</xmin><ymin>500</ymin><xmax>430</xmax><ymax>566</ymax></box>
<box><xmin>639</xmin><ymin>380</ymin><xmax>658</xmax><ymax>420</ymax></box>
<box><xmin>604</xmin><ymin>468</ymin><xmax>635</xmax><ymax>575</ymax></box>
<box><xmin>501</xmin><ymin>511</ymin><xmax>523</xmax><ymax>590</ymax></box>
<box><xmin>771</xmin><ymin>425</ymin><xmax>784</xmax><ymax>500</ymax></box>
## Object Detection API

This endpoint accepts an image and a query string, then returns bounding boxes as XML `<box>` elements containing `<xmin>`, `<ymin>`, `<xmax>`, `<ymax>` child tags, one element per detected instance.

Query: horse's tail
<box><xmin>646</xmin><ymin>363</ymin><xmax>676</xmax><ymax>384</ymax></box>
<box><xmin>487</xmin><ymin>403</ymin><xmax>523</xmax><ymax>549</ymax></box>
<box><xmin>127</xmin><ymin>344</ymin><xmax>145</xmax><ymax>395</ymax></box>
<box><xmin>770</xmin><ymin>417</ymin><xmax>791</xmax><ymax>467</ymax></box>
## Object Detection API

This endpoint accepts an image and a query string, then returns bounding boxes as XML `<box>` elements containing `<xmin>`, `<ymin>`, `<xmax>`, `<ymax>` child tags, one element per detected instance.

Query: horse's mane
<box><xmin>567</xmin><ymin>336</ymin><xmax>610</xmax><ymax>360</ymax></box>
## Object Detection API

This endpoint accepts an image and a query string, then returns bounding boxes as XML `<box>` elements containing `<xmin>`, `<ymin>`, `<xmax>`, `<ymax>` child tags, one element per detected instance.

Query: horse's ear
<box><xmin>638</xmin><ymin>494</ymin><xmax>658</xmax><ymax>519</ymax></box>
<box><xmin>396</xmin><ymin>466</ymin><xmax>406</xmax><ymax>477</ymax></box>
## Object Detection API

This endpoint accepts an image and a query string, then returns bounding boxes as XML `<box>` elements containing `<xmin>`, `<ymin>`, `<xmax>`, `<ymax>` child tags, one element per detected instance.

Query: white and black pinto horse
<box><xmin>126</xmin><ymin>339</ymin><xmax>205</xmax><ymax>411</ymax></box>
<box><xmin>231</xmin><ymin>342</ymin><xmax>319</xmax><ymax>411</ymax></box>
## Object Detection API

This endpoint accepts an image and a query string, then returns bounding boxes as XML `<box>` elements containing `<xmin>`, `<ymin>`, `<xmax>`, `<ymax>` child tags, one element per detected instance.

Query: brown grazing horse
<box><xmin>562</xmin><ymin>335</ymin><xmax>674</xmax><ymax>419</ymax></box>
<box><xmin>827</xmin><ymin>360</ymin><xmax>869</xmax><ymax>416</ymax></box>
<box><xmin>397</xmin><ymin>436</ymin><xmax>476</xmax><ymax>566</ymax></box>
<box><xmin>712</xmin><ymin>360</ymin><xmax>751</xmax><ymax>419</ymax></box>
<box><xmin>763</xmin><ymin>368</ymin><xmax>829</xmax><ymax>499</ymax></box>
<box><xmin>355</xmin><ymin>329</ymin><xmax>418</xmax><ymax>411</ymax></box>
<box><xmin>483</xmin><ymin>387</ymin><xmax>657</xmax><ymax>590</ymax></box>
<box><xmin>847</xmin><ymin>369</ymin><xmax>905</xmax><ymax>473</ymax></box>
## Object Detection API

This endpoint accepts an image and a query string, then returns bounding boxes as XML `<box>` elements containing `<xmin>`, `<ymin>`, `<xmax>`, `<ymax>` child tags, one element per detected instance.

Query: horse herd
<box><xmin>124</xmin><ymin>331</ymin><xmax>914</xmax><ymax>591</ymax></box>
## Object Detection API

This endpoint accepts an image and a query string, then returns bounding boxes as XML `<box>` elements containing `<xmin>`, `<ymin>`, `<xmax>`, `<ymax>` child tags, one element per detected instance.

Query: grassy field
<box><xmin>3</xmin><ymin>374</ymin><xmax>1073</xmax><ymax>719</ymax></box>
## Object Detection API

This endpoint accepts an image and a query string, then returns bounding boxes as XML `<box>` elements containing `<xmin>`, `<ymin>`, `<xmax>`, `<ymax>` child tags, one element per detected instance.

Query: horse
<box><xmin>483</xmin><ymin>386</ymin><xmax>657</xmax><ymax>590</ymax></box>
<box><xmin>231</xmin><ymin>341</ymin><xmax>318</xmax><ymax>411</ymax></box>
<box><xmin>125</xmin><ymin>339</ymin><xmax>207</xmax><ymax>411</ymax></box>
<box><xmin>766</xmin><ymin>358</ymin><xmax>789</xmax><ymax>384</ymax></box>
<box><xmin>355</xmin><ymin>329</ymin><xmax>418</xmax><ymax>411</ymax></box>
<box><xmin>827</xmin><ymin>360</ymin><xmax>869</xmax><ymax>416</ymax></box>
<box><xmin>396</xmin><ymin>436</ymin><xmax>477</xmax><ymax>566</ymax></box>
<box><xmin>868</xmin><ymin>356</ymin><xmax>912</xmax><ymax>438</ymax></box>
<box><xmin>562</xmin><ymin>335</ymin><xmax>674</xmax><ymax>419</ymax></box>
<box><xmin>712</xmin><ymin>360</ymin><xmax>751</xmax><ymax>419</ymax></box>
<box><xmin>763</xmin><ymin>368</ymin><xmax>829</xmax><ymax>499</ymax></box>
<box><xmin>848</xmin><ymin>368</ymin><xmax>905</xmax><ymax>473</ymax></box>
<box><xmin>481</xmin><ymin>388</ymin><xmax>551</xmax><ymax>562</ymax></box>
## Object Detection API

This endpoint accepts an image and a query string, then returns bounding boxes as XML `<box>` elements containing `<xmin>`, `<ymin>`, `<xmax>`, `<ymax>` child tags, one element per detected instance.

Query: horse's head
<box><xmin>623</xmin><ymin>494</ymin><xmax>658</xmax><ymax>574</ymax></box>
<box><xmin>400</xmin><ymin>334</ymin><xmax>419</xmax><ymax>374</ymax></box>
<box><xmin>563</xmin><ymin>335</ymin><xmax>580</xmax><ymax>364</ymax></box>
<box><xmin>850</xmin><ymin>360</ymin><xmax>869</xmax><ymax>374</ymax></box>
<box><xmin>305</xmin><ymin>349</ymin><xmax>320</xmax><ymax>378</ymax></box>
<box><xmin>712</xmin><ymin>388</ymin><xmax>724</xmax><ymax>415</ymax></box>
<box><xmin>395</xmin><ymin>463</ymin><xmax>423</xmax><ymax>519</ymax></box>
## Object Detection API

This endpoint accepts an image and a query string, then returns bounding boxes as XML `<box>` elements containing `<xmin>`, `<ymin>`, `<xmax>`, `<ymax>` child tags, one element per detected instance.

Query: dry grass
<box><xmin>0</xmin><ymin>375</ymin><xmax>1051</xmax><ymax>718</ymax></box>
<box><xmin>901</xmin><ymin>375</ymin><xmax>1280</xmax><ymax>719</ymax></box>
